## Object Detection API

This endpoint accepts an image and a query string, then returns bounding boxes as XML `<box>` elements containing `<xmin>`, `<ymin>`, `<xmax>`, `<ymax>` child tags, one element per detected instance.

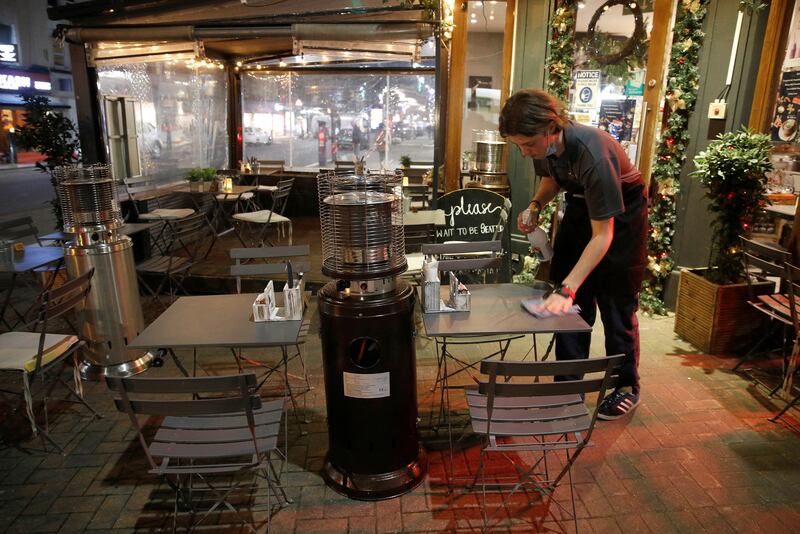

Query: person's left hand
<box><xmin>531</xmin><ymin>292</ymin><xmax>573</xmax><ymax>316</ymax></box>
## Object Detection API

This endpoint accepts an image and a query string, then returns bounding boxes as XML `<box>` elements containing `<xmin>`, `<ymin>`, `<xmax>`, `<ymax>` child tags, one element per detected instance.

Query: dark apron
<box><xmin>551</xmin><ymin>183</ymin><xmax>648</xmax><ymax>297</ymax></box>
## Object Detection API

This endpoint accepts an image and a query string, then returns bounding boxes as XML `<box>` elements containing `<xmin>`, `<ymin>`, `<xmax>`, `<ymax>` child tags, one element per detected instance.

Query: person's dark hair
<box><xmin>499</xmin><ymin>88</ymin><xmax>568</xmax><ymax>137</ymax></box>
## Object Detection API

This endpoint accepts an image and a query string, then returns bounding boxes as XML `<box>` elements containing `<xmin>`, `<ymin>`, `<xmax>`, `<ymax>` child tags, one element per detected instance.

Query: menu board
<box><xmin>598</xmin><ymin>99</ymin><xmax>636</xmax><ymax>142</ymax></box>
<box><xmin>771</xmin><ymin>70</ymin><xmax>800</xmax><ymax>144</ymax></box>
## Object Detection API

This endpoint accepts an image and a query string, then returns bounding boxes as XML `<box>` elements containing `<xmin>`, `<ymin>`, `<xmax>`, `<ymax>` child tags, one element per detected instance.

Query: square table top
<box><xmin>0</xmin><ymin>245</ymin><xmax>64</xmax><ymax>273</ymax></box>
<box><xmin>129</xmin><ymin>293</ymin><xmax>302</xmax><ymax>349</ymax></box>
<box><xmin>421</xmin><ymin>283</ymin><xmax>591</xmax><ymax>337</ymax></box>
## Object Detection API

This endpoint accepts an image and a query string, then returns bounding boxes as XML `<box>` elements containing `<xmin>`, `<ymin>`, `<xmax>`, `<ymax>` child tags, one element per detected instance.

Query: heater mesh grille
<box><xmin>318</xmin><ymin>170</ymin><xmax>406</xmax><ymax>279</ymax></box>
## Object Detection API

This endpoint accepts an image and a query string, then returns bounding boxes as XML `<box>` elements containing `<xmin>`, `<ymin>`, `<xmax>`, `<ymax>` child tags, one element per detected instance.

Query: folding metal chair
<box><xmin>123</xmin><ymin>176</ymin><xmax>196</xmax><ymax>255</ymax></box>
<box><xmin>465</xmin><ymin>354</ymin><xmax>624</xmax><ymax>531</ymax></box>
<box><xmin>0</xmin><ymin>216</ymin><xmax>43</xmax><ymax>245</ymax></box>
<box><xmin>233</xmin><ymin>177</ymin><xmax>294</xmax><ymax>247</ymax></box>
<box><xmin>230</xmin><ymin>245</ymin><xmax>312</xmax><ymax>425</ymax></box>
<box><xmin>734</xmin><ymin>236</ymin><xmax>792</xmax><ymax>375</ymax></box>
<box><xmin>0</xmin><ymin>269</ymin><xmax>99</xmax><ymax>454</ymax></box>
<box><xmin>772</xmin><ymin>261</ymin><xmax>800</xmax><ymax>423</ymax></box>
<box><xmin>136</xmin><ymin>213</ymin><xmax>210</xmax><ymax>308</ymax></box>
<box><xmin>420</xmin><ymin>241</ymin><xmax>527</xmax><ymax>435</ymax></box>
<box><xmin>106</xmin><ymin>373</ymin><xmax>290</xmax><ymax>533</ymax></box>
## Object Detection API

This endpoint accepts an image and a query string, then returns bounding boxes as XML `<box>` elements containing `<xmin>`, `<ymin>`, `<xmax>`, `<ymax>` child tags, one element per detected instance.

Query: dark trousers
<box><xmin>554</xmin><ymin>279</ymin><xmax>641</xmax><ymax>393</ymax></box>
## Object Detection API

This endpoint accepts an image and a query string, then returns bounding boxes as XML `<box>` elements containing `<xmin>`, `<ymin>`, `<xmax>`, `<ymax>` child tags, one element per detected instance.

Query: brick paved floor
<box><xmin>1</xmin><ymin>299</ymin><xmax>799</xmax><ymax>533</ymax></box>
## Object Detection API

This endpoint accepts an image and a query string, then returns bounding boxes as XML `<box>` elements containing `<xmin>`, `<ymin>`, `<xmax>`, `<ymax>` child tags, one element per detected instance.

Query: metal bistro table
<box><xmin>129</xmin><ymin>293</ymin><xmax>305</xmax><ymax>468</ymax></box>
<box><xmin>0</xmin><ymin>245</ymin><xmax>65</xmax><ymax>329</ymax></box>
<box><xmin>420</xmin><ymin>283</ymin><xmax>591</xmax><ymax>482</ymax></box>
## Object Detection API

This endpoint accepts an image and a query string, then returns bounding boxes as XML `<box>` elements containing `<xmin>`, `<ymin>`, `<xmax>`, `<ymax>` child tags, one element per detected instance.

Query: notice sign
<box><xmin>574</xmin><ymin>70</ymin><xmax>601</xmax><ymax>109</ymax></box>
<box><xmin>343</xmin><ymin>371</ymin><xmax>390</xmax><ymax>399</ymax></box>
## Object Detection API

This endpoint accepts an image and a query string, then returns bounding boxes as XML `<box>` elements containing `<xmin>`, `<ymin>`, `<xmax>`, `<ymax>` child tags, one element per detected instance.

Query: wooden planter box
<box><xmin>674</xmin><ymin>268</ymin><xmax>773</xmax><ymax>354</ymax></box>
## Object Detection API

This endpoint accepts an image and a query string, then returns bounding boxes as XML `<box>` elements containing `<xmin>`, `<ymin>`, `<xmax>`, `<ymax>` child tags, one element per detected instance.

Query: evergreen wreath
<box><xmin>640</xmin><ymin>0</ymin><xmax>710</xmax><ymax>315</ymax></box>
<box><xmin>586</xmin><ymin>0</ymin><xmax>647</xmax><ymax>66</ymax></box>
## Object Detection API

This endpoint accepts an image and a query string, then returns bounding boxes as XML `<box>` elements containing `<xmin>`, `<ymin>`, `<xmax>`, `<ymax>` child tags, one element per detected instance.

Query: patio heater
<box><xmin>470</xmin><ymin>129</ymin><xmax>508</xmax><ymax>196</ymax></box>
<box><xmin>56</xmin><ymin>164</ymin><xmax>154</xmax><ymax>380</ymax></box>
<box><xmin>317</xmin><ymin>169</ymin><xmax>426</xmax><ymax>500</ymax></box>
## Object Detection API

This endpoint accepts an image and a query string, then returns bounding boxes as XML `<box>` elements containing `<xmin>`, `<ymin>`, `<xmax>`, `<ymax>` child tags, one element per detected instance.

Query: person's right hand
<box><xmin>517</xmin><ymin>207</ymin><xmax>540</xmax><ymax>234</ymax></box>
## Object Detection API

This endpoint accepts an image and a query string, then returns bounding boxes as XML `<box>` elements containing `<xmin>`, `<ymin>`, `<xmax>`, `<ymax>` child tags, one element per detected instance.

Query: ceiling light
<box><xmin>577</xmin><ymin>1</ymin><xmax>586</xmax><ymax>8</ymax></box>
<box><xmin>470</xmin><ymin>18</ymin><xmax>477</xmax><ymax>24</ymax></box>
<box><xmin>475</xmin><ymin>1</ymin><xmax>483</xmax><ymax>6</ymax></box>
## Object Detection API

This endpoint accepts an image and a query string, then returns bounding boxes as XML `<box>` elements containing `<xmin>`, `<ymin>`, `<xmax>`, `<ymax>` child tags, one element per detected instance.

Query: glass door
<box><xmin>567</xmin><ymin>0</ymin><xmax>675</xmax><ymax>174</ymax></box>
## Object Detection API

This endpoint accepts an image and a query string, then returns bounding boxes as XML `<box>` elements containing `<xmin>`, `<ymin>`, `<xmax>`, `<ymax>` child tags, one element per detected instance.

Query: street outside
<box><xmin>243</xmin><ymin>134</ymin><xmax>434</xmax><ymax>170</ymax></box>
<box><xmin>0</xmin><ymin>167</ymin><xmax>59</xmax><ymax>236</ymax></box>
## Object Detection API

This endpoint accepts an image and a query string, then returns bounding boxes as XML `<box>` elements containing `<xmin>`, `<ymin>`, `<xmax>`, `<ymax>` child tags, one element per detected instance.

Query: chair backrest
<box><xmin>421</xmin><ymin>240</ymin><xmax>502</xmax><ymax>281</ymax></box>
<box><xmin>106</xmin><ymin>373</ymin><xmax>263</xmax><ymax>470</ymax></box>
<box><xmin>28</xmin><ymin>268</ymin><xmax>94</xmax><ymax>375</ymax></box>
<box><xmin>271</xmin><ymin>177</ymin><xmax>295</xmax><ymax>215</ymax></box>
<box><xmin>0</xmin><ymin>216</ymin><xmax>42</xmax><ymax>245</ymax></box>
<box><xmin>784</xmin><ymin>262</ymin><xmax>800</xmax><ymax>338</ymax></box>
<box><xmin>741</xmin><ymin>235</ymin><xmax>791</xmax><ymax>300</ymax></box>
<box><xmin>162</xmin><ymin>212</ymin><xmax>210</xmax><ymax>257</ymax></box>
<box><xmin>478</xmin><ymin>354</ymin><xmax>624</xmax><ymax>440</ymax></box>
<box><xmin>230</xmin><ymin>244</ymin><xmax>310</xmax><ymax>293</ymax></box>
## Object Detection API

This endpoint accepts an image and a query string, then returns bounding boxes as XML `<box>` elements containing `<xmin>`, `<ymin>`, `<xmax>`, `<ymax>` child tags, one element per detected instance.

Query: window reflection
<box><xmin>241</xmin><ymin>71</ymin><xmax>435</xmax><ymax>170</ymax></box>
<box><xmin>97</xmin><ymin>62</ymin><xmax>228</xmax><ymax>182</ymax></box>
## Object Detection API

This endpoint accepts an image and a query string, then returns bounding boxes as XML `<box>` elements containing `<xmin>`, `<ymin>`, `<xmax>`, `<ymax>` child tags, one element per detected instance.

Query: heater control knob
<box><xmin>336</xmin><ymin>279</ymin><xmax>350</xmax><ymax>292</ymax></box>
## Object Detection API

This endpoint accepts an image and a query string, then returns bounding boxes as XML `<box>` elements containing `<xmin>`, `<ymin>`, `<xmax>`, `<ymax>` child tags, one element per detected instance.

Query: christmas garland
<box><xmin>535</xmin><ymin>1</ymin><xmax>578</xmax><ymax>235</ymax></box>
<box><xmin>546</xmin><ymin>1</ymin><xmax>577</xmax><ymax>103</ymax></box>
<box><xmin>640</xmin><ymin>0</ymin><xmax>710</xmax><ymax>315</ymax></box>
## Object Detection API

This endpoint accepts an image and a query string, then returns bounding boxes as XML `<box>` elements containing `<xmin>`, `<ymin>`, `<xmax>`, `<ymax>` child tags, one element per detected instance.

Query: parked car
<box><xmin>244</xmin><ymin>127</ymin><xmax>273</xmax><ymax>145</ymax></box>
<box><xmin>337</xmin><ymin>128</ymin><xmax>354</xmax><ymax>150</ymax></box>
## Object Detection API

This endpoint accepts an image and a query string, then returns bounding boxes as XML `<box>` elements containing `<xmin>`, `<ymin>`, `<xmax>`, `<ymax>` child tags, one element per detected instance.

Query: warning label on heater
<box><xmin>343</xmin><ymin>371</ymin><xmax>390</xmax><ymax>398</ymax></box>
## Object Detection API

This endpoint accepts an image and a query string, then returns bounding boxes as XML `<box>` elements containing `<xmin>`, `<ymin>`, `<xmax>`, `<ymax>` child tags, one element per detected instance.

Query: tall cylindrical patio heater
<box><xmin>56</xmin><ymin>164</ymin><xmax>153</xmax><ymax>380</ymax></box>
<box><xmin>317</xmin><ymin>169</ymin><xmax>426</xmax><ymax>500</ymax></box>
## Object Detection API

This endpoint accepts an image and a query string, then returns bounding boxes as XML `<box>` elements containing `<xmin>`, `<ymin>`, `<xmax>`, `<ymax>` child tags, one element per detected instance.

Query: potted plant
<box><xmin>202</xmin><ymin>167</ymin><xmax>218</xmax><ymax>192</ymax></box>
<box><xmin>674</xmin><ymin>128</ymin><xmax>775</xmax><ymax>354</ymax></box>
<box><xmin>187</xmin><ymin>168</ymin><xmax>202</xmax><ymax>191</ymax></box>
<box><xmin>15</xmin><ymin>93</ymin><xmax>80</xmax><ymax>229</ymax></box>
<box><xmin>399</xmin><ymin>155</ymin><xmax>412</xmax><ymax>169</ymax></box>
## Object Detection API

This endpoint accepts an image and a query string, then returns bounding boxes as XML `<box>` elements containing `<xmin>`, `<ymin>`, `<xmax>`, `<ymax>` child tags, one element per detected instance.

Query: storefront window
<box><xmin>461</xmin><ymin>1</ymin><xmax>506</xmax><ymax>161</ymax></box>
<box><xmin>567</xmin><ymin>0</ymin><xmax>654</xmax><ymax>165</ymax></box>
<box><xmin>241</xmin><ymin>70</ymin><xmax>434</xmax><ymax>170</ymax></box>
<box><xmin>97</xmin><ymin>61</ymin><xmax>228</xmax><ymax>182</ymax></box>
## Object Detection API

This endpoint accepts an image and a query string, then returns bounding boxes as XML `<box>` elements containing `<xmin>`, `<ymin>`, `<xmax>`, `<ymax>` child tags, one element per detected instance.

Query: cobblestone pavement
<box><xmin>1</xmin><ymin>301</ymin><xmax>799</xmax><ymax>533</ymax></box>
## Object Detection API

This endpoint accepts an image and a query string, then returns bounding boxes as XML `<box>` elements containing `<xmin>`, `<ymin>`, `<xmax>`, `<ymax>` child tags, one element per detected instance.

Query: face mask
<box><xmin>544</xmin><ymin>128</ymin><xmax>557</xmax><ymax>157</ymax></box>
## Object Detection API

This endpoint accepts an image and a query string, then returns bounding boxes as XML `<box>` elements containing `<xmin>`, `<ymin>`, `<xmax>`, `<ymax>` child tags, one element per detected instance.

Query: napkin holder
<box><xmin>421</xmin><ymin>255</ymin><xmax>440</xmax><ymax>313</ymax></box>
<box><xmin>446</xmin><ymin>271</ymin><xmax>470</xmax><ymax>311</ymax></box>
<box><xmin>252</xmin><ymin>279</ymin><xmax>305</xmax><ymax>322</ymax></box>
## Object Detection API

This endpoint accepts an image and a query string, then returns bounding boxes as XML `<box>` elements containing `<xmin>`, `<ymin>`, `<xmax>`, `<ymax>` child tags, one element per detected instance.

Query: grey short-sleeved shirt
<box><xmin>532</xmin><ymin>121</ymin><xmax>643</xmax><ymax>220</ymax></box>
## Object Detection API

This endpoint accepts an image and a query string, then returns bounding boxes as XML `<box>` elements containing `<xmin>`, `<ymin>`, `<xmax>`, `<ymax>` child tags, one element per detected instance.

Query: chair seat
<box><xmin>0</xmin><ymin>331</ymin><xmax>78</xmax><ymax>372</ymax></box>
<box><xmin>139</xmin><ymin>208</ymin><xmax>195</xmax><ymax>220</ymax></box>
<box><xmin>233</xmin><ymin>210</ymin><xmax>290</xmax><ymax>224</ymax></box>
<box><xmin>216</xmin><ymin>192</ymin><xmax>255</xmax><ymax>201</ymax></box>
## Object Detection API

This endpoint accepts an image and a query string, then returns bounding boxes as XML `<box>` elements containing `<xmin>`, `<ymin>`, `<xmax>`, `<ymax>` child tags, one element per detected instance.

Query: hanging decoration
<box><xmin>640</xmin><ymin>0</ymin><xmax>710</xmax><ymax>315</ymax></box>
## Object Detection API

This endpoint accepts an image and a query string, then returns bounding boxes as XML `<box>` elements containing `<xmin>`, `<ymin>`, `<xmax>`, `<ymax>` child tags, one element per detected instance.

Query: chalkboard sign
<box><xmin>434</xmin><ymin>188</ymin><xmax>511</xmax><ymax>281</ymax></box>
<box><xmin>435</xmin><ymin>188</ymin><xmax>508</xmax><ymax>242</ymax></box>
